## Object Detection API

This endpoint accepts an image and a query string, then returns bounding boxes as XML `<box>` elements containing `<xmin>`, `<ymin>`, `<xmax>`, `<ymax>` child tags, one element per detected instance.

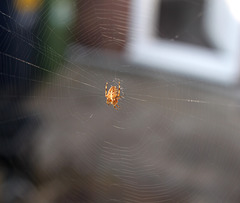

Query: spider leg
<box><xmin>117</xmin><ymin>81</ymin><xmax>121</xmax><ymax>97</ymax></box>
<box><xmin>114</xmin><ymin>105</ymin><xmax>119</xmax><ymax>110</ymax></box>
<box><xmin>105</xmin><ymin>82</ymin><xmax>108</xmax><ymax>97</ymax></box>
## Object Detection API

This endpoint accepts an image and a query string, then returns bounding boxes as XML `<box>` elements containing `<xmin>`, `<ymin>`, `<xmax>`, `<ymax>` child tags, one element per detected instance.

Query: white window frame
<box><xmin>127</xmin><ymin>0</ymin><xmax>240</xmax><ymax>84</ymax></box>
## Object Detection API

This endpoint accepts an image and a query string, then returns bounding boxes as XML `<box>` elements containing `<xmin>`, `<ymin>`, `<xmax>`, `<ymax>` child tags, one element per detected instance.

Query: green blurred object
<box><xmin>36</xmin><ymin>0</ymin><xmax>75</xmax><ymax>77</ymax></box>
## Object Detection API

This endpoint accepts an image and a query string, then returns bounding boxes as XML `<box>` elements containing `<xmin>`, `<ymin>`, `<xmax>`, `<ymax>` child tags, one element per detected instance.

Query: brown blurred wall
<box><xmin>74</xmin><ymin>0</ymin><xmax>130</xmax><ymax>52</ymax></box>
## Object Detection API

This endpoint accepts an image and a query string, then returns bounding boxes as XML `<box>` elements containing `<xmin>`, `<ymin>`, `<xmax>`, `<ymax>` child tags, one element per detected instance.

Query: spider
<box><xmin>105</xmin><ymin>81</ymin><xmax>122</xmax><ymax>109</ymax></box>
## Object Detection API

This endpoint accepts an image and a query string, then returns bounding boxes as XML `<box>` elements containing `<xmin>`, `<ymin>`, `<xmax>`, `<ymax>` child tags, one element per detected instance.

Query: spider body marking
<box><xmin>105</xmin><ymin>81</ymin><xmax>122</xmax><ymax>109</ymax></box>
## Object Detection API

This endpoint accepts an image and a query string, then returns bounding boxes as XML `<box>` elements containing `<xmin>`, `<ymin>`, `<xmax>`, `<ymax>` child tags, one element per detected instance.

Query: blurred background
<box><xmin>1</xmin><ymin>0</ymin><xmax>240</xmax><ymax>202</ymax></box>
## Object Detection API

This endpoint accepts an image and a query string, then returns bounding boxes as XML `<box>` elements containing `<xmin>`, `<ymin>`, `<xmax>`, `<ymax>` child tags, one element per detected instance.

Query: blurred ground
<box><xmin>18</xmin><ymin>65</ymin><xmax>240</xmax><ymax>203</ymax></box>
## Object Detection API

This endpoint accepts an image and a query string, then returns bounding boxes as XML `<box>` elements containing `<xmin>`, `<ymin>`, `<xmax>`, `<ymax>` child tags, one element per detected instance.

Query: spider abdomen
<box><xmin>105</xmin><ymin>81</ymin><xmax>122</xmax><ymax>109</ymax></box>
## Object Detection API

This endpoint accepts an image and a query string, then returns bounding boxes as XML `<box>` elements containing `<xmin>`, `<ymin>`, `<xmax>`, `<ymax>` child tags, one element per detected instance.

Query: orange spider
<box><xmin>105</xmin><ymin>81</ymin><xmax>122</xmax><ymax>109</ymax></box>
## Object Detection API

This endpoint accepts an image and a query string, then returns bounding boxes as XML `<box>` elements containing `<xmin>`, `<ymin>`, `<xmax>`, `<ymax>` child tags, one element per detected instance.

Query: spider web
<box><xmin>1</xmin><ymin>0</ymin><xmax>240</xmax><ymax>202</ymax></box>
